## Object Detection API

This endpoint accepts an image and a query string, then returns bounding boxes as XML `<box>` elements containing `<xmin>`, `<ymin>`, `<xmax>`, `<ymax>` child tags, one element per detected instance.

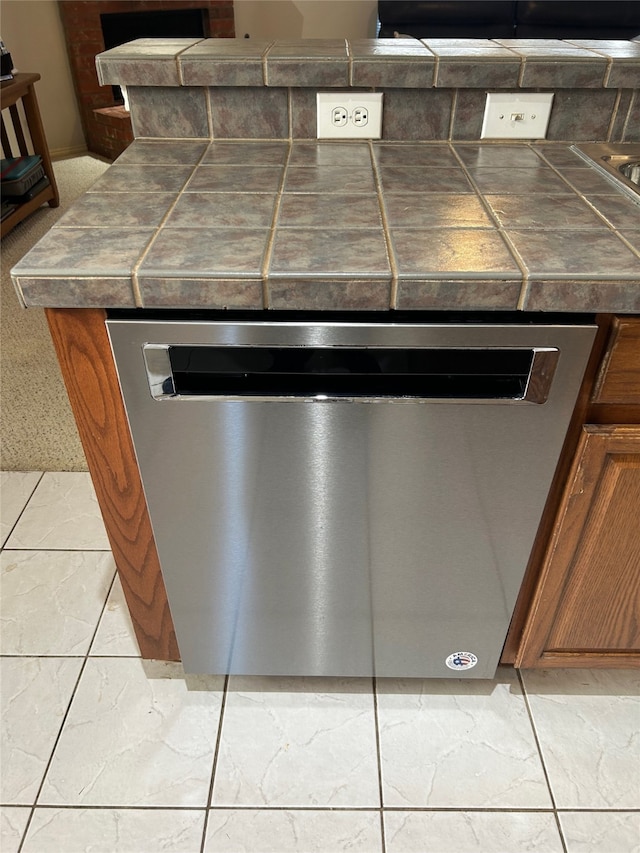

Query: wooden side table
<box><xmin>1</xmin><ymin>72</ymin><xmax>60</xmax><ymax>238</ymax></box>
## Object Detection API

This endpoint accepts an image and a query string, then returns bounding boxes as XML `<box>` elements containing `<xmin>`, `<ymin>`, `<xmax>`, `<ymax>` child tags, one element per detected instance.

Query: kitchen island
<box><xmin>11</xmin><ymin>38</ymin><xmax>640</xmax><ymax>670</ymax></box>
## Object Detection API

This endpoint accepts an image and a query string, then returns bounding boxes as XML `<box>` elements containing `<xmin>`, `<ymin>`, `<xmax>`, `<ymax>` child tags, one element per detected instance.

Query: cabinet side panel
<box><xmin>45</xmin><ymin>307</ymin><xmax>179</xmax><ymax>661</ymax></box>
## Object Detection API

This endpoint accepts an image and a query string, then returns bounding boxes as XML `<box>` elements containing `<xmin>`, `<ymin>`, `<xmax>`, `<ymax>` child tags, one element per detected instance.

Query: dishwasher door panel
<box><xmin>107</xmin><ymin>318</ymin><xmax>596</xmax><ymax>679</ymax></box>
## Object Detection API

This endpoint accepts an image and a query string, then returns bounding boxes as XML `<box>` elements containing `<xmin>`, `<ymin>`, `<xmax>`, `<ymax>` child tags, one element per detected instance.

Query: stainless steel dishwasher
<box><xmin>107</xmin><ymin>313</ymin><xmax>596</xmax><ymax>679</ymax></box>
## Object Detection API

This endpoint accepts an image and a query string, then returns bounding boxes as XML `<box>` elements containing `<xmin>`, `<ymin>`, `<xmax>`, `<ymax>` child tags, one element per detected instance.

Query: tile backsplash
<box><xmin>128</xmin><ymin>83</ymin><xmax>638</xmax><ymax>143</ymax></box>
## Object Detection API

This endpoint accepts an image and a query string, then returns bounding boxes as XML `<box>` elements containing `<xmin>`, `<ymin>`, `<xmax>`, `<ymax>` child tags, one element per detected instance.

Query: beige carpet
<box><xmin>1</xmin><ymin>155</ymin><xmax>110</xmax><ymax>471</ymax></box>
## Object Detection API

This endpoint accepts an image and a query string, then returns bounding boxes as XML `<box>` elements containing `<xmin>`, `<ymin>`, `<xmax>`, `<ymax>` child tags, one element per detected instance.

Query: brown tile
<box><xmin>546</xmin><ymin>89</ymin><xmax>618</xmax><ymax>142</ymax></box>
<box><xmin>506</xmin><ymin>229</ymin><xmax>640</xmax><ymax>278</ymax></box>
<box><xmin>88</xmin><ymin>165</ymin><xmax>194</xmax><ymax>194</ymax></box>
<box><xmin>180</xmin><ymin>39</ymin><xmax>271</xmax><ymax>86</ymax></box>
<box><xmin>624</xmin><ymin>93</ymin><xmax>640</xmax><ymax>142</ymax></box>
<box><xmin>128</xmin><ymin>87</ymin><xmax>209</xmax><ymax>138</ymax></box>
<box><xmin>392</xmin><ymin>228</ymin><xmax>520</xmax><ymax>278</ymax></box>
<box><xmin>467</xmin><ymin>167</ymin><xmax>573</xmax><ymax>194</ymax></box>
<box><xmin>349</xmin><ymin>39</ymin><xmax>432</xmax><ymax>57</ymax></box>
<box><xmin>524</xmin><ymin>280</ymin><xmax>640</xmax><ymax>312</ymax></box>
<box><xmin>565</xmin><ymin>40</ymin><xmax>640</xmax><ymax>56</ymax></box>
<box><xmin>12</xmin><ymin>227</ymin><xmax>155</xmax><ymax>277</ymax></box>
<box><xmin>140</xmin><ymin>277</ymin><xmax>264</xmax><ymax>309</ymax></box>
<box><xmin>396</xmin><ymin>279</ymin><xmax>521</xmax><ymax>310</ymax></box>
<box><xmin>115</xmin><ymin>140</ymin><xmax>208</xmax><ymax>165</ymax></box>
<box><xmin>379</xmin><ymin>166</ymin><xmax>473</xmax><ymax>193</ymax></box>
<box><xmin>289</xmin><ymin>142</ymin><xmax>372</xmax><ymax>166</ymax></box>
<box><xmin>383</xmin><ymin>193</ymin><xmax>492</xmax><ymax>228</ymax></box>
<box><xmin>617</xmin><ymin>229</ymin><xmax>640</xmax><ymax>250</ymax></box>
<box><xmin>202</xmin><ymin>141</ymin><xmax>289</xmax><ymax>165</ymax></box>
<box><xmin>165</xmin><ymin>193</ymin><xmax>277</xmax><ymax>228</ymax></box>
<box><xmin>54</xmin><ymin>193</ymin><xmax>177</xmax><ymax>228</ymax></box>
<box><xmin>14</xmin><ymin>277</ymin><xmax>135</xmax><ymax>309</ymax></box>
<box><xmin>265</xmin><ymin>41</ymin><xmax>349</xmax><ymax>87</ymax></box>
<box><xmin>512</xmin><ymin>47</ymin><xmax>607</xmax><ymax>88</ymax></box>
<box><xmin>434</xmin><ymin>51</ymin><xmax>521</xmax><ymax>88</ymax></box>
<box><xmin>139</xmin><ymin>227</ymin><xmax>270</xmax><ymax>278</ymax></box>
<box><xmin>96</xmin><ymin>58</ymin><xmax>180</xmax><ymax>87</ymax></box>
<box><xmin>269</xmin><ymin>228</ymin><xmax>390</xmax><ymax>278</ymax></box>
<box><xmin>610</xmin><ymin>90</ymin><xmax>635</xmax><ymax>142</ymax></box>
<box><xmin>483</xmin><ymin>194</ymin><xmax>605</xmax><ymax>229</ymax></box>
<box><xmin>268</xmin><ymin>278</ymin><xmax>391</xmax><ymax>310</ymax></box>
<box><xmin>374</xmin><ymin>143</ymin><xmax>458</xmax><ymax>167</ymax></box>
<box><xmin>350</xmin><ymin>40</ymin><xmax>435</xmax><ymax>88</ymax></box>
<box><xmin>277</xmin><ymin>194</ymin><xmax>382</xmax><ymax>228</ymax></box>
<box><xmin>455</xmin><ymin>145</ymin><xmax>548</xmax><ymax>168</ymax></box>
<box><xmin>209</xmin><ymin>87</ymin><xmax>288</xmax><ymax>138</ymax></box>
<box><xmin>96</xmin><ymin>39</ymin><xmax>202</xmax><ymax>86</ymax></box>
<box><xmin>381</xmin><ymin>88</ymin><xmax>452</xmax><ymax>141</ymax></box>
<box><xmin>450</xmin><ymin>89</ymin><xmax>485</xmax><ymax>140</ymax></box>
<box><xmin>186</xmin><ymin>165</ymin><xmax>283</xmax><ymax>193</ymax></box>
<box><xmin>531</xmin><ymin>145</ymin><xmax>593</xmax><ymax>168</ymax></box>
<box><xmin>560</xmin><ymin>167</ymin><xmax>632</xmax><ymax>195</ymax></box>
<box><xmin>290</xmin><ymin>88</ymin><xmax>317</xmax><ymax>139</ymax></box>
<box><xmin>283</xmin><ymin>166</ymin><xmax>376</xmax><ymax>194</ymax></box>
<box><xmin>583</xmin><ymin>195</ymin><xmax>640</xmax><ymax>230</ymax></box>
<box><xmin>606</xmin><ymin>61</ymin><xmax>640</xmax><ymax>89</ymax></box>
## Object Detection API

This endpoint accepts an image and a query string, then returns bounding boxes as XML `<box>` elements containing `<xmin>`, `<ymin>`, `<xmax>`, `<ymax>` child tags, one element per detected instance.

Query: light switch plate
<box><xmin>481</xmin><ymin>93</ymin><xmax>554</xmax><ymax>139</ymax></box>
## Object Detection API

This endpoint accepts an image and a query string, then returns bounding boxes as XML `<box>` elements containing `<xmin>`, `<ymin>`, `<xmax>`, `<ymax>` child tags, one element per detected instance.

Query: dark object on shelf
<box><xmin>0</xmin><ymin>40</ymin><xmax>14</xmax><ymax>82</ymax></box>
<box><xmin>4</xmin><ymin>174</ymin><xmax>50</xmax><ymax>204</ymax></box>
<box><xmin>1</xmin><ymin>154</ymin><xmax>44</xmax><ymax>195</ymax></box>
<box><xmin>377</xmin><ymin>1</ymin><xmax>640</xmax><ymax>40</ymax></box>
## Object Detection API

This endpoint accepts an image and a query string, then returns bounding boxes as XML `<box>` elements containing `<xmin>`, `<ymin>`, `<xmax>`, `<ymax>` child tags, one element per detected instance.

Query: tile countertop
<box><xmin>11</xmin><ymin>139</ymin><xmax>640</xmax><ymax>313</ymax></box>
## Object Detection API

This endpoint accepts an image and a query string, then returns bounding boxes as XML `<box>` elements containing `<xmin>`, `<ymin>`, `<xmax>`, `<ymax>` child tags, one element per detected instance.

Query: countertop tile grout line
<box><xmin>260</xmin><ymin>141</ymin><xmax>293</xmax><ymax>308</ymax></box>
<box><xmin>368</xmin><ymin>139</ymin><xmax>398</xmax><ymax>308</ymax></box>
<box><xmin>129</xmin><ymin>145</ymin><xmax>212</xmax><ymax>307</ymax></box>
<box><xmin>449</xmin><ymin>142</ymin><xmax>530</xmax><ymax>309</ymax></box>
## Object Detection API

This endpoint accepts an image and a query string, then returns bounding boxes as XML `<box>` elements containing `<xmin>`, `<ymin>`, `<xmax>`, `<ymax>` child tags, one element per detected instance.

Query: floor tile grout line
<box><xmin>200</xmin><ymin>673</ymin><xmax>230</xmax><ymax>853</ymax></box>
<box><xmin>16</xmin><ymin>561</ymin><xmax>117</xmax><ymax>853</ymax></box>
<box><xmin>7</xmin><ymin>802</ymin><xmax>634</xmax><ymax>813</ymax></box>
<box><xmin>372</xmin><ymin>676</ymin><xmax>387</xmax><ymax>853</ymax></box>
<box><xmin>517</xmin><ymin>669</ymin><xmax>569</xmax><ymax>853</ymax></box>
<box><xmin>0</xmin><ymin>472</ymin><xmax>44</xmax><ymax>554</ymax></box>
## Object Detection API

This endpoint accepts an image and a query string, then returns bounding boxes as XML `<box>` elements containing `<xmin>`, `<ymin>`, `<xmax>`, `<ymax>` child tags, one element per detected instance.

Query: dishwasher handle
<box><xmin>143</xmin><ymin>344</ymin><xmax>560</xmax><ymax>404</ymax></box>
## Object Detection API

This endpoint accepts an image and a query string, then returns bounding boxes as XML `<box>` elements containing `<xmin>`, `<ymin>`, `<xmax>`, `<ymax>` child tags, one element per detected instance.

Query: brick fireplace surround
<box><xmin>59</xmin><ymin>0</ymin><xmax>235</xmax><ymax>160</ymax></box>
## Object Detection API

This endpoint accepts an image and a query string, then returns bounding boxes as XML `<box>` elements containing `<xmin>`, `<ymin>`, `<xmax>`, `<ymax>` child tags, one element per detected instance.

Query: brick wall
<box><xmin>59</xmin><ymin>0</ymin><xmax>235</xmax><ymax>160</ymax></box>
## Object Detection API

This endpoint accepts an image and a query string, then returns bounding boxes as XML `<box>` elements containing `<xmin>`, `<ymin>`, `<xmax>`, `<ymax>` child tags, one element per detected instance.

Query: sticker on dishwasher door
<box><xmin>445</xmin><ymin>652</ymin><xmax>478</xmax><ymax>671</ymax></box>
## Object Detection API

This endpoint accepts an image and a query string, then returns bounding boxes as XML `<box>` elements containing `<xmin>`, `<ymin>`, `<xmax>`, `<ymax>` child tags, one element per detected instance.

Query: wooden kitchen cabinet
<box><xmin>1</xmin><ymin>73</ymin><xmax>59</xmax><ymax>238</ymax></box>
<box><xmin>513</xmin><ymin>317</ymin><xmax>640</xmax><ymax>669</ymax></box>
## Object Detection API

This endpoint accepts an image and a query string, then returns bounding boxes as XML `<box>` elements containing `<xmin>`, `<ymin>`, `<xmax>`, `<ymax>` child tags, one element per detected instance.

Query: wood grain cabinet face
<box><xmin>516</xmin><ymin>425</ymin><xmax>640</xmax><ymax>668</ymax></box>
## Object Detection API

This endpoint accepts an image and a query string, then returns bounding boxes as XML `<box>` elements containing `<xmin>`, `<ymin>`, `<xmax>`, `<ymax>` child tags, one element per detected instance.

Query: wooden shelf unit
<box><xmin>1</xmin><ymin>72</ymin><xmax>59</xmax><ymax>238</ymax></box>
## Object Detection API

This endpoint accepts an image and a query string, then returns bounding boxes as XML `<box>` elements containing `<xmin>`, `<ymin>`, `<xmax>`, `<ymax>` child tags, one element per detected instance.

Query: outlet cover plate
<box><xmin>481</xmin><ymin>92</ymin><xmax>554</xmax><ymax>139</ymax></box>
<box><xmin>317</xmin><ymin>92</ymin><xmax>383</xmax><ymax>139</ymax></box>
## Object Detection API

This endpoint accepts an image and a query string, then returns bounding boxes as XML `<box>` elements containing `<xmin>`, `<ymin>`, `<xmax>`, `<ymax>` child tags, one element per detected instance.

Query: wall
<box><xmin>2</xmin><ymin>0</ymin><xmax>86</xmax><ymax>158</ymax></box>
<box><xmin>234</xmin><ymin>0</ymin><xmax>377</xmax><ymax>39</ymax></box>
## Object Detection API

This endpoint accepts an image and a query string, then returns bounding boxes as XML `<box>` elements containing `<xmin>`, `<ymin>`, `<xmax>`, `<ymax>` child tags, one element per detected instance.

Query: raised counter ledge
<box><xmin>12</xmin><ymin>139</ymin><xmax>640</xmax><ymax>313</ymax></box>
<box><xmin>94</xmin><ymin>37</ymin><xmax>640</xmax><ymax>90</ymax></box>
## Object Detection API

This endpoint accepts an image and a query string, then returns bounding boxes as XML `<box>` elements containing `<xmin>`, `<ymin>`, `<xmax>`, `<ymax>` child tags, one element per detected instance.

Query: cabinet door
<box><xmin>516</xmin><ymin>425</ymin><xmax>640</xmax><ymax>669</ymax></box>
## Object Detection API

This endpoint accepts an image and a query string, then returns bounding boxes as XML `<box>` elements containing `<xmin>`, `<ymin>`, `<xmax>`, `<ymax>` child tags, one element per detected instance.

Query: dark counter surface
<box><xmin>11</xmin><ymin>139</ymin><xmax>640</xmax><ymax>313</ymax></box>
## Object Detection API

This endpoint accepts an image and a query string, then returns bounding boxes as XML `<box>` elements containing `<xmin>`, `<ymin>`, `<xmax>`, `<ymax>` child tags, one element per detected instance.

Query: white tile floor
<box><xmin>1</xmin><ymin>471</ymin><xmax>638</xmax><ymax>853</ymax></box>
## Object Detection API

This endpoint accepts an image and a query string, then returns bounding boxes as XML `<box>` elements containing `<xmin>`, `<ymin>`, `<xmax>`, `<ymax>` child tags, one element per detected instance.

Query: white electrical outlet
<box><xmin>481</xmin><ymin>93</ymin><xmax>554</xmax><ymax>139</ymax></box>
<box><xmin>317</xmin><ymin>93</ymin><xmax>383</xmax><ymax>139</ymax></box>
